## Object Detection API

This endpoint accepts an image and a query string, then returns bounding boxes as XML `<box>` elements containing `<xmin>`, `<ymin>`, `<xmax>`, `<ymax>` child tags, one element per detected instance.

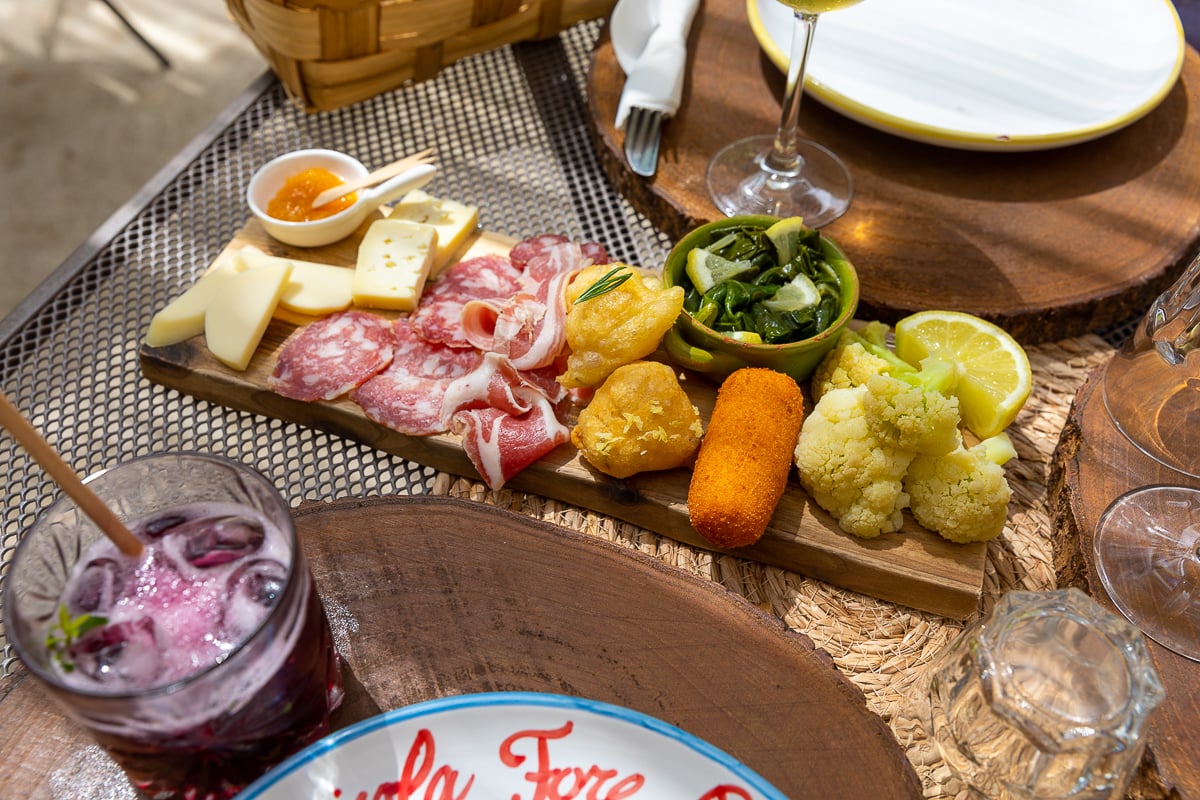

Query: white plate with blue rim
<box><xmin>749</xmin><ymin>0</ymin><xmax>1185</xmax><ymax>151</ymax></box>
<box><xmin>238</xmin><ymin>692</ymin><xmax>789</xmax><ymax>799</ymax></box>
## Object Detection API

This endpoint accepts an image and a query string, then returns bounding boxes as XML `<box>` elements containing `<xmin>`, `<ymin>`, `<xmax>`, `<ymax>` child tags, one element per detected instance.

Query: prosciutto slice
<box><xmin>269</xmin><ymin>310</ymin><xmax>394</xmax><ymax>402</ymax></box>
<box><xmin>411</xmin><ymin>255</ymin><xmax>523</xmax><ymax>348</ymax></box>
<box><xmin>451</xmin><ymin>395</ymin><xmax>571</xmax><ymax>491</ymax></box>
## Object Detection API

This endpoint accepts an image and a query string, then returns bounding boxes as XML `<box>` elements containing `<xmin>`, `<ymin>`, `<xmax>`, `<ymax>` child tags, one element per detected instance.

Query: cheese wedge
<box><xmin>352</xmin><ymin>219</ymin><xmax>437</xmax><ymax>312</ymax></box>
<box><xmin>144</xmin><ymin>254</ymin><xmax>249</xmax><ymax>347</ymax></box>
<box><xmin>204</xmin><ymin>260</ymin><xmax>292</xmax><ymax>371</ymax></box>
<box><xmin>388</xmin><ymin>190</ymin><xmax>478</xmax><ymax>272</ymax></box>
<box><xmin>237</xmin><ymin>246</ymin><xmax>354</xmax><ymax>316</ymax></box>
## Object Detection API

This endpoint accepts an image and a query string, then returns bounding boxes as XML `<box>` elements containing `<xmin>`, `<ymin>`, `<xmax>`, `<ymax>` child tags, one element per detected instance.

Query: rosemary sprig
<box><xmin>45</xmin><ymin>604</ymin><xmax>108</xmax><ymax>672</ymax></box>
<box><xmin>575</xmin><ymin>266</ymin><xmax>632</xmax><ymax>303</ymax></box>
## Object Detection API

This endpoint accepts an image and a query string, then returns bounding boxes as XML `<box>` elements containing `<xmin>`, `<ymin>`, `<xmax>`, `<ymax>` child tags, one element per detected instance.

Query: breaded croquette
<box><xmin>687</xmin><ymin>368</ymin><xmax>805</xmax><ymax>548</ymax></box>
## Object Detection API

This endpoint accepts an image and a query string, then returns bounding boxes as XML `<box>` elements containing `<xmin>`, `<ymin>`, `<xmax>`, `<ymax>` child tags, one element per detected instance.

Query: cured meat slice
<box><xmin>459</xmin><ymin>298</ymin><xmax>504</xmax><ymax>352</ymax></box>
<box><xmin>269</xmin><ymin>310</ymin><xmax>394</xmax><ymax>402</ymax></box>
<box><xmin>451</xmin><ymin>395</ymin><xmax>571</xmax><ymax>490</ymax></box>
<box><xmin>351</xmin><ymin>319</ymin><xmax>482</xmax><ymax>435</ymax></box>
<box><xmin>580</xmin><ymin>241</ymin><xmax>610</xmax><ymax>266</ymax></box>
<box><xmin>351</xmin><ymin>367</ymin><xmax>451</xmax><ymax>436</ymax></box>
<box><xmin>391</xmin><ymin>317</ymin><xmax>481</xmax><ymax>378</ymax></box>
<box><xmin>492</xmin><ymin>268</ymin><xmax>574</xmax><ymax>371</ymax></box>
<box><xmin>509</xmin><ymin>234</ymin><xmax>569</xmax><ymax>269</ymax></box>
<box><xmin>411</xmin><ymin>254</ymin><xmax>523</xmax><ymax>347</ymax></box>
<box><xmin>442</xmin><ymin>352</ymin><xmax>551</xmax><ymax>421</ymax></box>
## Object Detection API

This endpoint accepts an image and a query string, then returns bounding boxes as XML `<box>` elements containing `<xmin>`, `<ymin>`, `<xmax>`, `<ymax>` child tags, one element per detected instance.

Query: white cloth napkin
<box><xmin>615</xmin><ymin>0</ymin><xmax>701</xmax><ymax>129</ymax></box>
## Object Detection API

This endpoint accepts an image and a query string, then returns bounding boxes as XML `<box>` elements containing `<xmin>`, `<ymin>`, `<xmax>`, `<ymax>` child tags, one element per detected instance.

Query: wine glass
<box><xmin>1095</xmin><ymin>251</ymin><xmax>1200</xmax><ymax>661</ymax></box>
<box><xmin>705</xmin><ymin>0</ymin><xmax>864</xmax><ymax>225</ymax></box>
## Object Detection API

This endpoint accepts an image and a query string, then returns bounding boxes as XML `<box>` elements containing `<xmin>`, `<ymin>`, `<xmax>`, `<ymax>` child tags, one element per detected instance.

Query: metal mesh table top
<box><xmin>0</xmin><ymin>20</ymin><xmax>673</xmax><ymax>676</ymax></box>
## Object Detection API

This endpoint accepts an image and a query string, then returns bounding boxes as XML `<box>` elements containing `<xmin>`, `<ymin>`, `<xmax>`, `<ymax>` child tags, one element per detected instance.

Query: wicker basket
<box><xmin>225</xmin><ymin>0</ymin><xmax>617</xmax><ymax>112</ymax></box>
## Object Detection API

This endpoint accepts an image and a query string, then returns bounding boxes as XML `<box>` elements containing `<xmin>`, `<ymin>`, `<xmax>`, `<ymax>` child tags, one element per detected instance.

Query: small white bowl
<box><xmin>247</xmin><ymin>149</ymin><xmax>437</xmax><ymax>248</ymax></box>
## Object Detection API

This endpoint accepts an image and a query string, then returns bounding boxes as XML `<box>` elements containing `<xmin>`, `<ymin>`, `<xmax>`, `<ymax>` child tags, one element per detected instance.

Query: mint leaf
<box><xmin>45</xmin><ymin>605</ymin><xmax>107</xmax><ymax>672</ymax></box>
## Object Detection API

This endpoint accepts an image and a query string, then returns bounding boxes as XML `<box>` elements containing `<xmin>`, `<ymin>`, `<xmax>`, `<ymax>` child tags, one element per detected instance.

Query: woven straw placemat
<box><xmin>429</xmin><ymin>334</ymin><xmax>1115</xmax><ymax>799</ymax></box>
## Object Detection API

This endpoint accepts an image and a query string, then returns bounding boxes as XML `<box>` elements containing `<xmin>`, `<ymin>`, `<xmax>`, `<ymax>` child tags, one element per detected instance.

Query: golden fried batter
<box><xmin>558</xmin><ymin>263</ymin><xmax>685</xmax><ymax>389</ymax></box>
<box><xmin>571</xmin><ymin>361</ymin><xmax>703</xmax><ymax>479</ymax></box>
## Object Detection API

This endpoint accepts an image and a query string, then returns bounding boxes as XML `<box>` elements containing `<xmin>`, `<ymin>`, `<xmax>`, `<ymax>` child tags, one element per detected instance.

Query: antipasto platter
<box><xmin>138</xmin><ymin>214</ymin><xmax>987</xmax><ymax>619</ymax></box>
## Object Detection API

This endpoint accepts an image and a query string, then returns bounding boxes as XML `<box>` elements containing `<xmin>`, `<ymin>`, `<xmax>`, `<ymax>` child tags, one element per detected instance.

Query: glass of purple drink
<box><xmin>2</xmin><ymin>452</ymin><xmax>344</xmax><ymax>799</ymax></box>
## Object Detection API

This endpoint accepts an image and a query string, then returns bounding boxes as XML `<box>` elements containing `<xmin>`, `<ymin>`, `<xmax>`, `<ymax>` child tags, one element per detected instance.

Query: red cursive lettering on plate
<box><xmin>499</xmin><ymin>723</ymin><xmax>645</xmax><ymax>800</ymax></box>
<box><xmin>697</xmin><ymin>787</ymin><xmax>753</xmax><ymax>800</ymax></box>
<box><xmin>346</xmin><ymin>728</ymin><xmax>474</xmax><ymax>800</ymax></box>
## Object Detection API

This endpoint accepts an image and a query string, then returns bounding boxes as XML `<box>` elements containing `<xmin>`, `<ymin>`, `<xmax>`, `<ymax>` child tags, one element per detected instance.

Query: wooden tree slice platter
<box><xmin>585</xmin><ymin>0</ymin><xmax>1200</xmax><ymax>344</ymax></box>
<box><xmin>138</xmin><ymin>218</ymin><xmax>988</xmax><ymax>619</ymax></box>
<box><xmin>0</xmin><ymin>496</ymin><xmax>924</xmax><ymax>798</ymax></box>
<box><xmin>1050</xmin><ymin>363</ymin><xmax>1200</xmax><ymax>798</ymax></box>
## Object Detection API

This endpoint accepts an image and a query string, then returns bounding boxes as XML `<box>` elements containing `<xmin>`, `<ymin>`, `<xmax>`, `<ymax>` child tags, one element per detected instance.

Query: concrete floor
<box><xmin>0</xmin><ymin>0</ymin><xmax>266</xmax><ymax>319</ymax></box>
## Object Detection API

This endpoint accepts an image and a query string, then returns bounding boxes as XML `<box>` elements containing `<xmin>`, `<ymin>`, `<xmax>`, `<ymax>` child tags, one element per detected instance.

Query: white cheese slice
<box><xmin>204</xmin><ymin>260</ymin><xmax>292</xmax><ymax>371</ymax></box>
<box><xmin>388</xmin><ymin>190</ymin><xmax>478</xmax><ymax>272</ymax></box>
<box><xmin>352</xmin><ymin>219</ymin><xmax>437</xmax><ymax>312</ymax></box>
<box><xmin>144</xmin><ymin>254</ymin><xmax>249</xmax><ymax>347</ymax></box>
<box><xmin>237</xmin><ymin>245</ymin><xmax>354</xmax><ymax>316</ymax></box>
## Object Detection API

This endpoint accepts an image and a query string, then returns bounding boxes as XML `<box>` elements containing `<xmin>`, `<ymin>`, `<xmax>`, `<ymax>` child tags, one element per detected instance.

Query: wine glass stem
<box><xmin>766</xmin><ymin>10</ymin><xmax>820</xmax><ymax>177</ymax></box>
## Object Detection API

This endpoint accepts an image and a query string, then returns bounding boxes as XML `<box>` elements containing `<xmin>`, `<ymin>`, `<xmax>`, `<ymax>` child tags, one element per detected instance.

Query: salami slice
<box><xmin>269</xmin><ymin>310</ymin><xmax>394</xmax><ymax>402</ymax></box>
<box><xmin>351</xmin><ymin>319</ymin><xmax>482</xmax><ymax>435</ymax></box>
<box><xmin>391</xmin><ymin>318</ymin><xmax>481</xmax><ymax>378</ymax></box>
<box><xmin>509</xmin><ymin>234</ymin><xmax>569</xmax><ymax>269</ymax></box>
<box><xmin>579</xmin><ymin>241</ymin><xmax>610</xmax><ymax>266</ymax></box>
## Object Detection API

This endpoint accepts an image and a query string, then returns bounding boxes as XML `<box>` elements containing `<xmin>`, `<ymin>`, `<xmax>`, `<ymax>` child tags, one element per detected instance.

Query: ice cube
<box><xmin>223</xmin><ymin>558</ymin><xmax>287</xmax><ymax>640</ymax></box>
<box><xmin>141</xmin><ymin>513</ymin><xmax>188</xmax><ymax>538</ymax></box>
<box><xmin>67</xmin><ymin>558</ymin><xmax>127</xmax><ymax>614</ymax></box>
<box><xmin>67</xmin><ymin>617</ymin><xmax>162</xmax><ymax>687</ymax></box>
<box><xmin>175</xmin><ymin>514</ymin><xmax>266</xmax><ymax>568</ymax></box>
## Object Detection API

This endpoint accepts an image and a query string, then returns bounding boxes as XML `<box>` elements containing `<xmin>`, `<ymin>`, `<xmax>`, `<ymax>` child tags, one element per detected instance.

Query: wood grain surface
<box><xmin>1049</xmin><ymin>363</ymin><xmax>1200</xmax><ymax>799</ymax></box>
<box><xmin>586</xmin><ymin>0</ymin><xmax>1200</xmax><ymax>344</ymax></box>
<box><xmin>138</xmin><ymin>218</ymin><xmax>988</xmax><ymax>619</ymax></box>
<box><xmin>0</xmin><ymin>496</ymin><xmax>923</xmax><ymax>798</ymax></box>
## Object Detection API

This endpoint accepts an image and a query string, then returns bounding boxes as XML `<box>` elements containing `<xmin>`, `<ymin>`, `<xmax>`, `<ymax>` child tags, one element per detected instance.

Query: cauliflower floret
<box><xmin>905</xmin><ymin>433</ymin><xmax>1017</xmax><ymax>543</ymax></box>
<box><xmin>811</xmin><ymin>324</ymin><xmax>893</xmax><ymax>400</ymax></box>
<box><xmin>862</xmin><ymin>373</ymin><xmax>961</xmax><ymax>457</ymax></box>
<box><xmin>794</xmin><ymin>386</ymin><xmax>915</xmax><ymax>539</ymax></box>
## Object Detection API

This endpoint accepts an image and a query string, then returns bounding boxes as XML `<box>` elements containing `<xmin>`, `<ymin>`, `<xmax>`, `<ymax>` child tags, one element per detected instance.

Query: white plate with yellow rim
<box><xmin>749</xmin><ymin>0</ymin><xmax>1185</xmax><ymax>151</ymax></box>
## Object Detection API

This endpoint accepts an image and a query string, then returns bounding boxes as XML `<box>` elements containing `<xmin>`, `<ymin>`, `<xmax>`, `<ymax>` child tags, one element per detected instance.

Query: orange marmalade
<box><xmin>266</xmin><ymin>167</ymin><xmax>357</xmax><ymax>222</ymax></box>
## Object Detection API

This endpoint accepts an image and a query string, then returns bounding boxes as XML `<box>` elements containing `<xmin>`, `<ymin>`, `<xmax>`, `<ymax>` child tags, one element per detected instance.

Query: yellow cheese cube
<box><xmin>204</xmin><ymin>260</ymin><xmax>292</xmax><ymax>371</ymax></box>
<box><xmin>144</xmin><ymin>254</ymin><xmax>249</xmax><ymax>347</ymax></box>
<box><xmin>388</xmin><ymin>190</ymin><xmax>478</xmax><ymax>271</ymax></box>
<box><xmin>237</xmin><ymin>246</ymin><xmax>354</xmax><ymax>316</ymax></box>
<box><xmin>352</xmin><ymin>219</ymin><xmax>437</xmax><ymax>312</ymax></box>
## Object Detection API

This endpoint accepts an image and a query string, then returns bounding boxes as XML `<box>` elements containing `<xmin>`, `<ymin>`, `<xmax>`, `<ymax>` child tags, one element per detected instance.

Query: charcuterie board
<box><xmin>138</xmin><ymin>217</ymin><xmax>988</xmax><ymax>619</ymax></box>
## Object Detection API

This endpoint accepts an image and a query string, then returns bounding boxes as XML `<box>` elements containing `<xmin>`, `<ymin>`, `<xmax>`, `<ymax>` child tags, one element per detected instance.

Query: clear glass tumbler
<box><xmin>927</xmin><ymin>588</ymin><xmax>1164</xmax><ymax>800</ymax></box>
<box><xmin>3</xmin><ymin>452</ymin><xmax>344</xmax><ymax>800</ymax></box>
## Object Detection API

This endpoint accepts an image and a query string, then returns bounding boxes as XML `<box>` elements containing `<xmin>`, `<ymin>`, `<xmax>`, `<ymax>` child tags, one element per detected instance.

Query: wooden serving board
<box><xmin>139</xmin><ymin>218</ymin><xmax>987</xmax><ymax>619</ymax></box>
<box><xmin>585</xmin><ymin>0</ymin><xmax>1200</xmax><ymax>344</ymax></box>
<box><xmin>0</xmin><ymin>496</ymin><xmax>923</xmax><ymax>798</ymax></box>
<box><xmin>1049</xmin><ymin>363</ymin><xmax>1200</xmax><ymax>799</ymax></box>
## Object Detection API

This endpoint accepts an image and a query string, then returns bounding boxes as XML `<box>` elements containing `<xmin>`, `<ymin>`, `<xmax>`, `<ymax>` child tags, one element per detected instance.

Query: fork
<box><xmin>624</xmin><ymin>107</ymin><xmax>665</xmax><ymax>178</ymax></box>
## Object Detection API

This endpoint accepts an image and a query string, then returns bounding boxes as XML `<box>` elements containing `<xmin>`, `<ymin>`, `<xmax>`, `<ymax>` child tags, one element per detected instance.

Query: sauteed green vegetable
<box><xmin>678</xmin><ymin>218</ymin><xmax>842</xmax><ymax>345</ymax></box>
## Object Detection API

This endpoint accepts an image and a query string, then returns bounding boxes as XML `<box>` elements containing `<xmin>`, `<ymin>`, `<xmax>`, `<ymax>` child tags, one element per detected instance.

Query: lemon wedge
<box><xmin>725</xmin><ymin>330</ymin><xmax>763</xmax><ymax>344</ymax></box>
<box><xmin>685</xmin><ymin>247</ymin><xmax>754</xmax><ymax>294</ymax></box>
<box><xmin>893</xmin><ymin>311</ymin><xmax>1032</xmax><ymax>439</ymax></box>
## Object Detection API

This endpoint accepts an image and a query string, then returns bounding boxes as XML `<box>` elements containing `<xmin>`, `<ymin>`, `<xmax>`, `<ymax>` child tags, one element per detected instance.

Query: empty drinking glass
<box><xmin>927</xmin><ymin>589</ymin><xmax>1164</xmax><ymax>799</ymax></box>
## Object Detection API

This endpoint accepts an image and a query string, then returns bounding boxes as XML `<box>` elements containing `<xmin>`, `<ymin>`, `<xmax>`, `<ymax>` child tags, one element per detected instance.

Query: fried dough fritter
<box><xmin>558</xmin><ymin>263</ymin><xmax>684</xmax><ymax>389</ymax></box>
<box><xmin>571</xmin><ymin>361</ymin><xmax>703</xmax><ymax>479</ymax></box>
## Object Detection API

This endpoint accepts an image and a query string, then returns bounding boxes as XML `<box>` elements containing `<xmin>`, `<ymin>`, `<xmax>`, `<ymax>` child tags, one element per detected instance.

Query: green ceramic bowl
<box><xmin>662</xmin><ymin>215</ymin><xmax>859</xmax><ymax>383</ymax></box>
